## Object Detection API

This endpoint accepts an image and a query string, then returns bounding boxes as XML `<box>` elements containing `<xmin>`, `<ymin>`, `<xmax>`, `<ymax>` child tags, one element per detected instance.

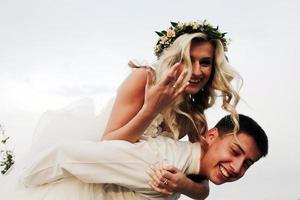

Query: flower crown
<box><xmin>154</xmin><ymin>20</ymin><xmax>230</xmax><ymax>57</ymax></box>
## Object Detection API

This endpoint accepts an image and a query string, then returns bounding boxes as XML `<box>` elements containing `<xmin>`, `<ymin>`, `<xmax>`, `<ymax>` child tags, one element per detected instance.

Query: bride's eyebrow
<box><xmin>200</xmin><ymin>57</ymin><xmax>213</xmax><ymax>62</ymax></box>
<box><xmin>202</xmin><ymin>56</ymin><xmax>212</xmax><ymax>60</ymax></box>
<box><xmin>190</xmin><ymin>56</ymin><xmax>212</xmax><ymax>61</ymax></box>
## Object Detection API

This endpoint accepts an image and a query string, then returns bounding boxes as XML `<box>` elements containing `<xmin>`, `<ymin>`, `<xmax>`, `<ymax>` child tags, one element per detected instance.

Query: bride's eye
<box><xmin>200</xmin><ymin>59</ymin><xmax>212</xmax><ymax>67</ymax></box>
<box><xmin>190</xmin><ymin>56</ymin><xmax>195</xmax><ymax>63</ymax></box>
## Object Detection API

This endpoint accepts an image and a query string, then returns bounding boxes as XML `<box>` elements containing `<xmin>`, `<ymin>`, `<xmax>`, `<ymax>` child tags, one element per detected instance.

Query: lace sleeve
<box><xmin>143</xmin><ymin>114</ymin><xmax>174</xmax><ymax>139</ymax></box>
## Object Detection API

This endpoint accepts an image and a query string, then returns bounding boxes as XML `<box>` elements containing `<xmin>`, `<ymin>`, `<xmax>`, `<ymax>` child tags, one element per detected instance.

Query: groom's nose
<box><xmin>230</xmin><ymin>158</ymin><xmax>244</xmax><ymax>176</ymax></box>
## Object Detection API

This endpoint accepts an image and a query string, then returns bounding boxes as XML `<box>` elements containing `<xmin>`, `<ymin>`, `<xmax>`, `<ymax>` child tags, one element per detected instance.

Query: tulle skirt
<box><xmin>4</xmin><ymin>98</ymin><xmax>148</xmax><ymax>200</ymax></box>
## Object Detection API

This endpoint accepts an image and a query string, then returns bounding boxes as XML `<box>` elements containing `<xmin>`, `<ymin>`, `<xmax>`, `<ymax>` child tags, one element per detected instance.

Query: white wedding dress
<box><xmin>4</xmin><ymin>98</ymin><xmax>194</xmax><ymax>200</ymax></box>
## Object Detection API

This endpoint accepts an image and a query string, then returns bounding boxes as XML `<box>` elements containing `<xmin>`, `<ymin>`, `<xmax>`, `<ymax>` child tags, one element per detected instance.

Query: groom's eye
<box><xmin>230</xmin><ymin>148</ymin><xmax>237</xmax><ymax>156</ymax></box>
<box><xmin>231</xmin><ymin>147</ymin><xmax>240</xmax><ymax>156</ymax></box>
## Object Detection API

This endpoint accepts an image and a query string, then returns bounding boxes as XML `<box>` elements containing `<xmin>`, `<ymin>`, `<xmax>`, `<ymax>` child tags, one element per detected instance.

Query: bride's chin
<box><xmin>184</xmin><ymin>87</ymin><xmax>201</xmax><ymax>95</ymax></box>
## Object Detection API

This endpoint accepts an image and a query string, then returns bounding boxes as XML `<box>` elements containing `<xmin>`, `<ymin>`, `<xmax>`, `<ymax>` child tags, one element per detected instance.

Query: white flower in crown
<box><xmin>192</xmin><ymin>23</ymin><xmax>199</xmax><ymax>30</ymax></box>
<box><xmin>187</xmin><ymin>21</ymin><xmax>199</xmax><ymax>29</ymax></box>
<box><xmin>177</xmin><ymin>22</ymin><xmax>185</xmax><ymax>30</ymax></box>
<box><xmin>166</xmin><ymin>29</ymin><xmax>176</xmax><ymax>38</ymax></box>
<box><xmin>187</xmin><ymin>21</ymin><xmax>195</xmax><ymax>27</ymax></box>
<box><xmin>160</xmin><ymin>36</ymin><xmax>168</xmax><ymax>44</ymax></box>
<box><xmin>196</xmin><ymin>20</ymin><xmax>204</xmax><ymax>25</ymax></box>
<box><xmin>227</xmin><ymin>38</ymin><xmax>232</xmax><ymax>45</ymax></box>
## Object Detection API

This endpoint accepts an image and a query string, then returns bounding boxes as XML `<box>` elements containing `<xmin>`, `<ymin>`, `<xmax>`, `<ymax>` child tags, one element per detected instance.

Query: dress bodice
<box><xmin>143</xmin><ymin>114</ymin><xmax>174</xmax><ymax>139</ymax></box>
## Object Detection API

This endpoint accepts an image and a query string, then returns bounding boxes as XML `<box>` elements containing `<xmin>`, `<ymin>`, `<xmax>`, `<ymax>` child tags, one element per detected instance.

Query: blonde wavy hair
<box><xmin>130</xmin><ymin>32</ymin><xmax>241</xmax><ymax>141</ymax></box>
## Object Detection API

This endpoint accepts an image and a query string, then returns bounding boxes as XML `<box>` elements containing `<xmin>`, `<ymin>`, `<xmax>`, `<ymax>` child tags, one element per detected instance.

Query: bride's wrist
<box><xmin>140</xmin><ymin>105</ymin><xmax>159</xmax><ymax>119</ymax></box>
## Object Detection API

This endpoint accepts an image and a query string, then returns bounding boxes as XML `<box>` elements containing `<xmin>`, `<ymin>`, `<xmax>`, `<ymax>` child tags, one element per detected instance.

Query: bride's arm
<box><xmin>100</xmin><ymin>68</ymin><xmax>156</xmax><ymax>142</ymax></box>
<box><xmin>101</xmin><ymin>63</ymin><xmax>187</xmax><ymax>143</ymax></box>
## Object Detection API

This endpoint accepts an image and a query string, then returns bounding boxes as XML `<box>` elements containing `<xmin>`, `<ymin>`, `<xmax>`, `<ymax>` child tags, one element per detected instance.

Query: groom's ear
<box><xmin>205</xmin><ymin>128</ymin><xmax>219</xmax><ymax>145</ymax></box>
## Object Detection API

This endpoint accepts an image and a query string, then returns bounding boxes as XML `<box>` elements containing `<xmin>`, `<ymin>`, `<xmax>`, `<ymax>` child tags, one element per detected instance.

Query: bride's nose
<box><xmin>192</xmin><ymin>64</ymin><xmax>203</xmax><ymax>77</ymax></box>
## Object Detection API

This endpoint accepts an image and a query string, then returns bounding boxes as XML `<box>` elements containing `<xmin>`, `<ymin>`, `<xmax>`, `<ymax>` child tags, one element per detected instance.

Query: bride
<box><xmin>7</xmin><ymin>20</ymin><xmax>241</xmax><ymax>200</ymax></box>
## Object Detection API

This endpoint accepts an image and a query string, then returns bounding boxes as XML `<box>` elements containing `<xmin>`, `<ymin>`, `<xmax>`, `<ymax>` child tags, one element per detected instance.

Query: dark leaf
<box><xmin>155</xmin><ymin>31</ymin><xmax>164</xmax><ymax>37</ymax></box>
<box><xmin>171</xmin><ymin>22</ymin><xmax>178</xmax><ymax>27</ymax></box>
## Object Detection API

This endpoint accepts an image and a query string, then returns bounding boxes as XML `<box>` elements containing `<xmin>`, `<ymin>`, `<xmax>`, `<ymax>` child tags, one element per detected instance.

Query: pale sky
<box><xmin>0</xmin><ymin>0</ymin><xmax>300</xmax><ymax>199</ymax></box>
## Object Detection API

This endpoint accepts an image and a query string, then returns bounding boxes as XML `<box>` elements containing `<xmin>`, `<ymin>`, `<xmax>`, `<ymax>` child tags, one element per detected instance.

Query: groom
<box><xmin>22</xmin><ymin>114</ymin><xmax>268</xmax><ymax>200</ymax></box>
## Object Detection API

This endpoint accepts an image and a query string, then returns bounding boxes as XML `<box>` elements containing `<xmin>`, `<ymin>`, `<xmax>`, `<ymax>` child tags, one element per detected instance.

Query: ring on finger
<box><xmin>172</xmin><ymin>85</ymin><xmax>177</xmax><ymax>89</ymax></box>
<box><xmin>163</xmin><ymin>179</ymin><xmax>168</xmax><ymax>185</ymax></box>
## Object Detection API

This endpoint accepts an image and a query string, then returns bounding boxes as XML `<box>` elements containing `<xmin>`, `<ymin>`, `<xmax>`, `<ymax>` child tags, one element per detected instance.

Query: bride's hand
<box><xmin>142</xmin><ymin>63</ymin><xmax>189</xmax><ymax>116</ymax></box>
<box><xmin>147</xmin><ymin>165</ymin><xmax>188</xmax><ymax>196</ymax></box>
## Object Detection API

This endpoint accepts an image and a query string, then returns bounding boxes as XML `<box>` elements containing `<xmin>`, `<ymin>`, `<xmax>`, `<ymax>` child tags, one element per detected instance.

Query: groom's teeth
<box><xmin>220</xmin><ymin>165</ymin><xmax>230</xmax><ymax>178</ymax></box>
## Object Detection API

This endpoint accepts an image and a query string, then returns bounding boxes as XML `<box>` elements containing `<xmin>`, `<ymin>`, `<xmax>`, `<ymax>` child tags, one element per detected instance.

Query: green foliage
<box><xmin>0</xmin><ymin>125</ymin><xmax>15</xmax><ymax>175</ymax></box>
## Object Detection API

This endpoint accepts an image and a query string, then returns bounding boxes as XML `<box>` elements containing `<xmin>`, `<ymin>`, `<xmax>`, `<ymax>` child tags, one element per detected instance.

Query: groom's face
<box><xmin>200</xmin><ymin>129</ymin><xmax>261</xmax><ymax>185</ymax></box>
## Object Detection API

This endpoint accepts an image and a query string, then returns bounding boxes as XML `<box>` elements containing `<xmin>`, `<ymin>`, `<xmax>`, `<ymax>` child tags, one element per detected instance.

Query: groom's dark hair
<box><xmin>215</xmin><ymin>114</ymin><xmax>268</xmax><ymax>158</ymax></box>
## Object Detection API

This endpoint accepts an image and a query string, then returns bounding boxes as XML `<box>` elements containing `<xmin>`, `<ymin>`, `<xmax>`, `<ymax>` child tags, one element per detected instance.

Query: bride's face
<box><xmin>181</xmin><ymin>41</ymin><xmax>214</xmax><ymax>95</ymax></box>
